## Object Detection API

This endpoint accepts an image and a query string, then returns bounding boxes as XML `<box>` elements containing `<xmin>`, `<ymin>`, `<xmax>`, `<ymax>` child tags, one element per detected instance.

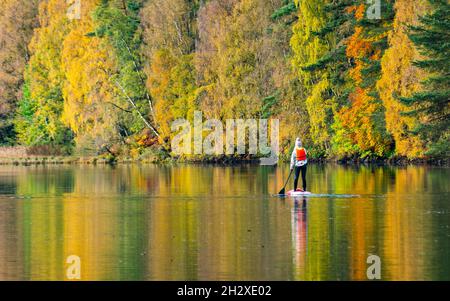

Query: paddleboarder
<box><xmin>290</xmin><ymin>138</ymin><xmax>308</xmax><ymax>192</ymax></box>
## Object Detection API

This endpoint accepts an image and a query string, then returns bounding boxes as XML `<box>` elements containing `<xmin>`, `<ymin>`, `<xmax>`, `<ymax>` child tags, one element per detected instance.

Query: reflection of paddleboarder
<box><xmin>292</xmin><ymin>198</ymin><xmax>307</xmax><ymax>279</ymax></box>
<box><xmin>290</xmin><ymin>138</ymin><xmax>308</xmax><ymax>192</ymax></box>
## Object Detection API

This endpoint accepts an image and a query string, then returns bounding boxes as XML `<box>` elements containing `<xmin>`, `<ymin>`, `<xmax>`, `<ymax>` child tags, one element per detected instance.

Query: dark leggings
<box><xmin>294</xmin><ymin>164</ymin><xmax>307</xmax><ymax>191</ymax></box>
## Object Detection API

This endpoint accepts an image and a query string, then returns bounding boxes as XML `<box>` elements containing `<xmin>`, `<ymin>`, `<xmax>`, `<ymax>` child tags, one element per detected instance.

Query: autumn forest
<box><xmin>0</xmin><ymin>0</ymin><xmax>448</xmax><ymax>161</ymax></box>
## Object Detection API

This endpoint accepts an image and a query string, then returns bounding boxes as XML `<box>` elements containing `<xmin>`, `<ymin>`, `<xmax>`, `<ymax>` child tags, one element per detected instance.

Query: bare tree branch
<box><xmin>114</xmin><ymin>80</ymin><xmax>160</xmax><ymax>138</ymax></box>
<box><xmin>119</xmin><ymin>37</ymin><xmax>157</xmax><ymax>123</ymax></box>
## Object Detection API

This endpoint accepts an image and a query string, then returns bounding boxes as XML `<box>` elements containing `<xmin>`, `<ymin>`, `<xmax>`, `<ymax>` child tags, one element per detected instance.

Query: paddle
<box><xmin>278</xmin><ymin>168</ymin><xmax>294</xmax><ymax>195</ymax></box>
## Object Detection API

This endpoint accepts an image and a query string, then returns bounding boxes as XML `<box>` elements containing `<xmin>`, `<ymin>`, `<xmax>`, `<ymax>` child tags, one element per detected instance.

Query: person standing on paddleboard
<box><xmin>290</xmin><ymin>138</ymin><xmax>308</xmax><ymax>192</ymax></box>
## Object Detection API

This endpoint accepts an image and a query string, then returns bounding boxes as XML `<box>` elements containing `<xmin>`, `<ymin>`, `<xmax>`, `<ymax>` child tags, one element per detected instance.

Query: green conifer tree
<box><xmin>401</xmin><ymin>0</ymin><xmax>449</xmax><ymax>157</ymax></box>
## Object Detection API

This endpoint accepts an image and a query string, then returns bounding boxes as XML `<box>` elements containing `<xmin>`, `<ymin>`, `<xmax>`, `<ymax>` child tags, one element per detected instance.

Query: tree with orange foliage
<box><xmin>333</xmin><ymin>1</ymin><xmax>394</xmax><ymax>158</ymax></box>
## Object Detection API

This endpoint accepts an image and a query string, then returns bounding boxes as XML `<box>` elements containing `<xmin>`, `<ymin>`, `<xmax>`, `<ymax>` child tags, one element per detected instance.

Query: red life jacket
<box><xmin>296</xmin><ymin>147</ymin><xmax>307</xmax><ymax>161</ymax></box>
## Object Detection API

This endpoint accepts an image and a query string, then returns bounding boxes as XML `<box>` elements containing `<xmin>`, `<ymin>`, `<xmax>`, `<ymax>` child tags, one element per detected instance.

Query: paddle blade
<box><xmin>278</xmin><ymin>188</ymin><xmax>285</xmax><ymax>195</ymax></box>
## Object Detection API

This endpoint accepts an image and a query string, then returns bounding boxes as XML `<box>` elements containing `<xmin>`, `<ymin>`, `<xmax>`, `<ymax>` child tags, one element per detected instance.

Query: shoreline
<box><xmin>0</xmin><ymin>156</ymin><xmax>448</xmax><ymax>167</ymax></box>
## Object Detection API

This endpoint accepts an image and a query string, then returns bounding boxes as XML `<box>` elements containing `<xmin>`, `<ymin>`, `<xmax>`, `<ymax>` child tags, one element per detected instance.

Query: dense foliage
<box><xmin>0</xmin><ymin>0</ymin><xmax>448</xmax><ymax>160</ymax></box>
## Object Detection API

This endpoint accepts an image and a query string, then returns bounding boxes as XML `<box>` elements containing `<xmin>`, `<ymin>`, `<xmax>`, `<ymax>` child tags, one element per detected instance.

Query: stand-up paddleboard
<box><xmin>287</xmin><ymin>189</ymin><xmax>312</xmax><ymax>197</ymax></box>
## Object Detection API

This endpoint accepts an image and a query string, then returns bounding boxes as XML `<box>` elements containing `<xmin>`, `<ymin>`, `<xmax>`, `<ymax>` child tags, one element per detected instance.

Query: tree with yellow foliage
<box><xmin>61</xmin><ymin>0</ymin><xmax>121</xmax><ymax>153</ymax></box>
<box><xmin>291</xmin><ymin>0</ymin><xmax>334</xmax><ymax>153</ymax></box>
<box><xmin>196</xmin><ymin>0</ymin><xmax>284</xmax><ymax>120</ymax></box>
<box><xmin>15</xmin><ymin>0</ymin><xmax>73</xmax><ymax>149</ymax></box>
<box><xmin>141</xmin><ymin>0</ymin><xmax>200</xmax><ymax>145</ymax></box>
<box><xmin>377</xmin><ymin>0</ymin><xmax>428</xmax><ymax>159</ymax></box>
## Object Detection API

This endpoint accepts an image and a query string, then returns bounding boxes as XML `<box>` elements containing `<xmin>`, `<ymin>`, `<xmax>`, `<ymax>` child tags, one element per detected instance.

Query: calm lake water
<box><xmin>0</xmin><ymin>164</ymin><xmax>448</xmax><ymax>280</ymax></box>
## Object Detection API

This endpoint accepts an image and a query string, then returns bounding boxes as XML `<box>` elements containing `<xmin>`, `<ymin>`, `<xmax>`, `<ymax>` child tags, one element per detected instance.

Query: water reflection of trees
<box><xmin>0</xmin><ymin>165</ymin><xmax>446</xmax><ymax>280</ymax></box>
